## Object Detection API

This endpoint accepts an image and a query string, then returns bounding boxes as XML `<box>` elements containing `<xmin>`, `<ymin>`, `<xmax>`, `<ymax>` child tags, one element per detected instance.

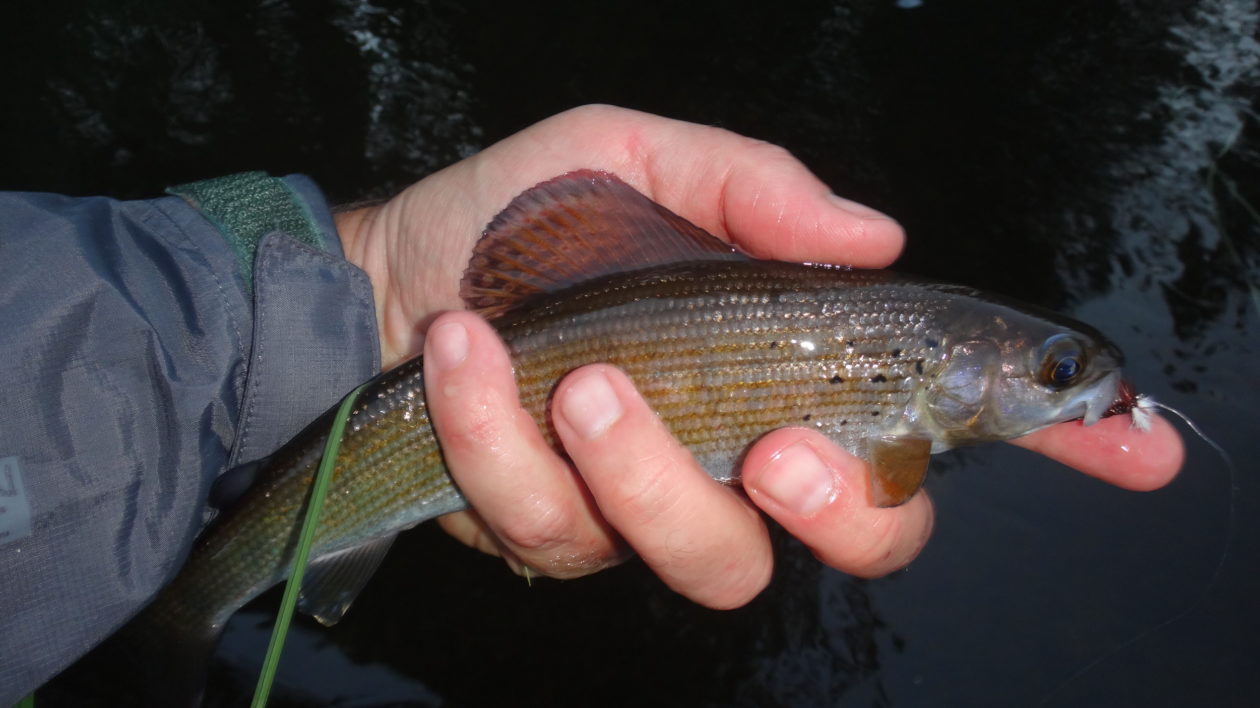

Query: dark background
<box><xmin>3</xmin><ymin>1</ymin><xmax>1257</xmax><ymax>706</ymax></box>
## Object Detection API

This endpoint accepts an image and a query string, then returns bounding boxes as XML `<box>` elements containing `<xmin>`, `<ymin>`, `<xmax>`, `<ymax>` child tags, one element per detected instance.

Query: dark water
<box><xmin>4</xmin><ymin>1</ymin><xmax>1258</xmax><ymax>706</ymax></box>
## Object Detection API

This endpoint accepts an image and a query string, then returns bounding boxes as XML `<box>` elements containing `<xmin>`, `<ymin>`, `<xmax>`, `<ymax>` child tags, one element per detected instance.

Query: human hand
<box><xmin>335</xmin><ymin>105</ymin><xmax>1183</xmax><ymax>608</ymax></box>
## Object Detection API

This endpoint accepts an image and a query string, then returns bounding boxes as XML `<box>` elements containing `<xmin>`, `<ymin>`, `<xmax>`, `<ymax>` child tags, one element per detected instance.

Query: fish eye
<box><xmin>1037</xmin><ymin>335</ymin><xmax>1086</xmax><ymax>390</ymax></box>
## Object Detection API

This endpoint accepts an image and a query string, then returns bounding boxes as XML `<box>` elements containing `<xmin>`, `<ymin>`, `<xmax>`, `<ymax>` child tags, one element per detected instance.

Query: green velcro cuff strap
<box><xmin>168</xmin><ymin>171</ymin><xmax>328</xmax><ymax>294</ymax></box>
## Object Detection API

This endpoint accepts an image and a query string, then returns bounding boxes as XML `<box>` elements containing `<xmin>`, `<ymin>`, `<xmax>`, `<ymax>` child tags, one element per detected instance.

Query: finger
<box><xmin>436</xmin><ymin>509</ymin><xmax>502</xmax><ymax>558</ymax></box>
<box><xmin>475</xmin><ymin>105</ymin><xmax>905</xmax><ymax>267</ymax></box>
<box><xmin>423</xmin><ymin>311</ymin><xmax>624</xmax><ymax>578</ymax></box>
<box><xmin>741</xmin><ymin>428</ymin><xmax>934</xmax><ymax>578</ymax></box>
<box><xmin>1010</xmin><ymin>414</ymin><xmax>1184</xmax><ymax>491</ymax></box>
<box><xmin>551</xmin><ymin>364</ymin><xmax>773</xmax><ymax>609</ymax></box>
<box><xmin>641</xmin><ymin>133</ymin><xmax>905</xmax><ymax>268</ymax></box>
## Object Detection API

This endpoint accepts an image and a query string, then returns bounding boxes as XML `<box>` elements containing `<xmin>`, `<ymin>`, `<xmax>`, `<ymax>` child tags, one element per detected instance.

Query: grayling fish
<box><xmin>120</xmin><ymin>170</ymin><xmax>1135</xmax><ymax>703</ymax></box>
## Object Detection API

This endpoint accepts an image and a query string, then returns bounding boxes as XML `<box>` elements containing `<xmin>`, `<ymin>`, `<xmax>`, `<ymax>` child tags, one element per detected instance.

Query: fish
<box><xmin>118</xmin><ymin>169</ymin><xmax>1134</xmax><ymax>702</ymax></box>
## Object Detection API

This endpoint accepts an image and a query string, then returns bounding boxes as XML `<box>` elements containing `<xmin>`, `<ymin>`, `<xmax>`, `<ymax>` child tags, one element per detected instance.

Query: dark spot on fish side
<box><xmin>892</xmin><ymin>348</ymin><xmax>902</xmax><ymax>358</ymax></box>
<box><xmin>802</xmin><ymin>414</ymin><xmax>812</xmax><ymax>421</ymax></box>
<box><xmin>830</xmin><ymin>374</ymin><xmax>845</xmax><ymax>384</ymax></box>
<box><xmin>840</xmin><ymin>420</ymin><xmax>848</xmax><ymax>426</ymax></box>
<box><xmin>871</xmin><ymin>374</ymin><xmax>887</xmax><ymax>383</ymax></box>
<box><xmin>926</xmin><ymin>337</ymin><xmax>939</xmax><ymax>348</ymax></box>
<box><xmin>770</xmin><ymin>341</ymin><xmax>780</xmax><ymax>349</ymax></box>
<box><xmin>846</xmin><ymin>340</ymin><xmax>856</xmax><ymax>348</ymax></box>
<box><xmin>871</xmin><ymin>410</ymin><xmax>880</xmax><ymax>416</ymax></box>
<box><xmin>915</xmin><ymin>361</ymin><xmax>924</xmax><ymax>375</ymax></box>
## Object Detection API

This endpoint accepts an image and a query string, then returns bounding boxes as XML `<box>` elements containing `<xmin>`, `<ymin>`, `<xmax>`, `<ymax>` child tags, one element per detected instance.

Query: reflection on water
<box><xmin>1080</xmin><ymin>1</ymin><xmax>1259</xmax><ymax>339</ymax></box>
<box><xmin>5</xmin><ymin>0</ymin><xmax>1257</xmax><ymax>706</ymax></box>
<box><xmin>329</xmin><ymin>0</ymin><xmax>483</xmax><ymax>191</ymax></box>
<box><xmin>2</xmin><ymin>0</ymin><xmax>482</xmax><ymax>201</ymax></box>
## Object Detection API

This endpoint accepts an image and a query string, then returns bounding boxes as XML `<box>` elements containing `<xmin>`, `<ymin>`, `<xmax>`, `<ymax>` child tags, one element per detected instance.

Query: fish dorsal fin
<box><xmin>461</xmin><ymin>170</ymin><xmax>747</xmax><ymax>319</ymax></box>
<box><xmin>298</xmin><ymin>533</ymin><xmax>398</xmax><ymax>626</ymax></box>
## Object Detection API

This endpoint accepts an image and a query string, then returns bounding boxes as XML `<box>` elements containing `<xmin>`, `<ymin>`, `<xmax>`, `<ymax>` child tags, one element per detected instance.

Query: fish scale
<box><xmin>502</xmin><ymin>261</ymin><xmax>951</xmax><ymax>480</ymax></box>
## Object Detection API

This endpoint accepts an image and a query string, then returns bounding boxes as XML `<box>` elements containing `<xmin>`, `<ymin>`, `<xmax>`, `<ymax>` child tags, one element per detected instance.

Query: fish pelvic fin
<box><xmin>869</xmin><ymin>437</ymin><xmax>932</xmax><ymax>507</ymax></box>
<box><xmin>298</xmin><ymin>533</ymin><xmax>399</xmax><ymax>626</ymax></box>
<box><xmin>460</xmin><ymin>170</ymin><xmax>747</xmax><ymax>319</ymax></box>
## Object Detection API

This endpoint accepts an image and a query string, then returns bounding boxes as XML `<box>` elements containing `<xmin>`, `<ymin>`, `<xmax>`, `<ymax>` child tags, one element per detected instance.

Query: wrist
<box><xmin>334</xmin><ymin>203</ymin><xmax>405</xmax><ymax>368</ymax></box>
<box><xmin>333</xmin><ymin>205</ymin><xmax>375</xmax><ymax>272</ymax></box>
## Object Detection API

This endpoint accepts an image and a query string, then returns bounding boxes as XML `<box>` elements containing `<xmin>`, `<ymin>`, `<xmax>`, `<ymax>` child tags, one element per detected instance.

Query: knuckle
<box><xmin>500</xmin><ymin>503</ymin><xmax>631</xmax><ymax>581</ymax></box>
<box><xmin>438</xmin><ymin>395</ymin><xmax>530</xmax><ymax>464</ymax></box>
<box><xmin>605</xmin><ymin>451</ymin><xmax>685</xmax><ymax>526</ymax></box>
<box><xmin>555</xmin><ymin>104</ymin><xmax>627</xmax><ymax>133</ymax></box>
<box><xmin>725</xmin><ymin>137</ymin><xmax>800</xmax><ymax>174</ymax></box>
<box><xmin>837</xmin><ymin>512</ymin><xmax>911</xmax><ymax>578</ymax></box>
<box><xmin>565</xmin><ymin>103</ymin><xmax>618</xmax><ymax>120</ymax></box>
<box><xmin>697</xmin><ymin>556</ymin><xmax>772</xmax><ymax>610</ymax></box>
<box><xmin>742</xmin><ymin>138</ymin><xmax>795</xmax><ymax>163</ymax></box>
<box><xmin>493</xmin><ymin>494</ymin><xmax>581</xmax><ymax>554</ymax></box>
<box><xmin>430</xmin><ymin>380</ymin><xmax>502</xmax><ymax>445</ymax></box>
<box><xmin>452</xmin><ymin>409</ymin><xmax>503</xmax><ymax>449</ymax></box>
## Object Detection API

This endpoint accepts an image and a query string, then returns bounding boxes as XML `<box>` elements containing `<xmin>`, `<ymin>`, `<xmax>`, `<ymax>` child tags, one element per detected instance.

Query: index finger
<box><xmin>1010</xmin><ymin>414</ymin><xmax>1184</xmax><ymax>491</ymax></box>
<box><xmin>475</xmin><ymin>105</ymin><xmax>906</xmax><ymax>267</ymax></box>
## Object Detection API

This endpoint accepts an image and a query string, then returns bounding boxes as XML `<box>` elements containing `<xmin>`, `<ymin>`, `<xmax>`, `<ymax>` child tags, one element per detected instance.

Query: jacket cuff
<box><xmin>171</xmin><ymin>172</ymin><xmax>381</xmax><ymax>471</ymax></box>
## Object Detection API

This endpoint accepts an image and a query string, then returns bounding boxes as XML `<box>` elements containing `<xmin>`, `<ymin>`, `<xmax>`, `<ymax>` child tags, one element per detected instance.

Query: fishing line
<box><xmin>1037</xmin><ymin>396</ymin><xmax>1237</xmax><ymax>706</ymax></box>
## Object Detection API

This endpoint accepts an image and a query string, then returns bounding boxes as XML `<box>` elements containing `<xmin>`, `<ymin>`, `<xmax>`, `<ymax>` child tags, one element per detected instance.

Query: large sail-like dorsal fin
<box><xmin>460</xmin><ymin>170</ymin><xmax>748</xmax><ymax>319</ymax></box>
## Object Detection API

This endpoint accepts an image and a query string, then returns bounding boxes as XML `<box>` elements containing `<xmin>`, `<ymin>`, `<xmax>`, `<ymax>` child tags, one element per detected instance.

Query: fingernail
<box><xmin>827</xmin><ymin>193</ymin><xmax>893</xmax><ymax>221</ymax></box>
<box><xmin>757</xmin><ymin>441</ymin><xmax>836</xmax><ymax>516</ymax></box>
<box><xmin>560</xmin><ymin>370</ymin><xmax>623</xmax><ymax>440</ymax></box>
<box><xmin>429</xmin><ymin>321</ymin><xmax>469</xmax><ymax>372</ymax></box>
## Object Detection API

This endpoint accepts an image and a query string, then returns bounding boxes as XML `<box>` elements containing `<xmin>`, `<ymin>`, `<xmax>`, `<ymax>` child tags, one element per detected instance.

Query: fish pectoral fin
<box><xmin>298</xmin><ymin>533</ymin><xmax>399</xmax><ymax>626</ymax></box>
<box><xmin>868</xmin><ymin>437</ymin><xmax>932</xmax><ymax>507</ymax></box>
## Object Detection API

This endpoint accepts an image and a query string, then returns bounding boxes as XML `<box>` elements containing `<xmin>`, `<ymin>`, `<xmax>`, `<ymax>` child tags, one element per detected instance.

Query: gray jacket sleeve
<box><xmin>0</xmin><ymin>175</ymin><xmax>380</xmax><ymax>702</ymax></box>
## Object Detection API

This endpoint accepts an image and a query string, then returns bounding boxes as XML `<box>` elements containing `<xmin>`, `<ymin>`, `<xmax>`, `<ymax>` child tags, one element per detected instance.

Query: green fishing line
<box><xmin>251</xmin><ymin>382</ymin><xmax>368</xmax><ymax>708</ymax></box>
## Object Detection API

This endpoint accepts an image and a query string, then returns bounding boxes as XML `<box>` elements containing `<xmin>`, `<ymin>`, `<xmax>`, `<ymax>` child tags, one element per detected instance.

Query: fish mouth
<box><xmin>1071</xmin><ymin>372</ymin><xmax>1127</xmax><ymax>426</ymax></box>
<box><xmin>1102</xmin><ymin>379</ymin><xmax>1139</xmax><ymax>419</ymax></box>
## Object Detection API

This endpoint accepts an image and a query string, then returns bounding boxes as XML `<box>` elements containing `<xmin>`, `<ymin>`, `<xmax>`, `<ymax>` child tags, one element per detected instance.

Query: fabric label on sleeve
<box><xmin>0</xmin><ymin>456</ymin><xmax>32</xmax><ymax>546</ymax></box>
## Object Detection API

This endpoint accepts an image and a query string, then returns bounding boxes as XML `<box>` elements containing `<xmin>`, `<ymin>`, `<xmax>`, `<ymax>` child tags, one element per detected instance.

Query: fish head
<box><xmin>919</xmin><ymin>296</ymin><xmax>1125</xmax><ymax>445</ymax></box>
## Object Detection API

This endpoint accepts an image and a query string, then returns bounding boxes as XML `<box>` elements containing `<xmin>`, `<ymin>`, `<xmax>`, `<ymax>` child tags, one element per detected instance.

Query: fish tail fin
<box><xmin>46</xmin><ymin>604</ymin><xmax>223</xmax><ymax>707</ymax></box>
<box><xmin>59</xmin><ymin>598</ymin><xmax>224</xmax><ymax>707</ymax></box>
<box><xmin>119</xmin><ymin>606</ymin><xmax>222</xmax><ymax>707</ymax></box>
